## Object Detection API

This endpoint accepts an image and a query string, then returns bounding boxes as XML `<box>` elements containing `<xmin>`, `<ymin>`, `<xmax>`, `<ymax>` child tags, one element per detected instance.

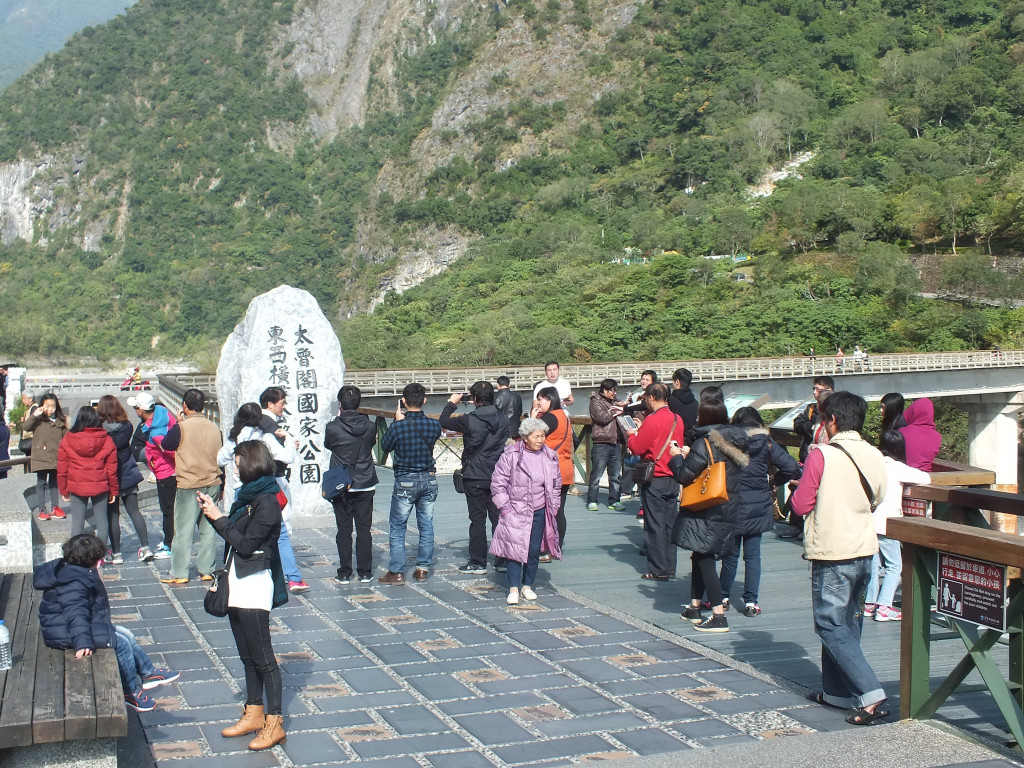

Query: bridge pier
<box><xmin>950</xmin><ymin>392</ymin><xmax>1024</xmax><ymax>533</ymax></box>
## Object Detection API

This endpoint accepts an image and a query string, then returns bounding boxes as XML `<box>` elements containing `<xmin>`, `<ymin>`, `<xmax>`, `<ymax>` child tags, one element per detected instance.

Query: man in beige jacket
<box><xmin>159</xmin><ymin>389</ymin><xmax>222</xmax><ymax>584</ymax></box>
<box><xmin>791</xmin><ymin>390</ymin><xmax>888</xmax><ymax>726</ymax></box>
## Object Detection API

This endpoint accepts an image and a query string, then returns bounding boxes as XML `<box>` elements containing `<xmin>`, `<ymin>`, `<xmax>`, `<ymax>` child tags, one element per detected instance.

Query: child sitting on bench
<box><xmin>34</xmin><ymin>533</ymin><xmax>180</xmax><ymax>712</ymax></box>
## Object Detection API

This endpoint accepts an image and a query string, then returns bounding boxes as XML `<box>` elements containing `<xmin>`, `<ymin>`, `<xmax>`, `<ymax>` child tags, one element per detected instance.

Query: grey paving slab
<box><xmin>377</xmin><ymin>704</ymin><xmax>450</xmax><ymax>735</ymax></box>
<box><xmin>490</xmin><ymin>734</ymin><xmax>617</xmax><ymax>764</ymax></box>
<box><xmin>348</xmin><ymin>732</ymin><xmax>473</xmax><ymax>760</ymax></box>
<box><xmin>406</xmin><ymin>674</ymin><xmax>478</xmax><ymax>700</ymax></box>
<box><xmin>453</xmin><ymin>712</ymin><xmax>536</xmax><ymax>745</ymax></box>
<box><xmin>612</xmin><ymin>727</ymin><xmax>695</xmax><ymax>755</ymax></box>
<box><xmin>279</xmin><ymin>729</ymin><xmax>351</xmax><ymax>764</ymax></box>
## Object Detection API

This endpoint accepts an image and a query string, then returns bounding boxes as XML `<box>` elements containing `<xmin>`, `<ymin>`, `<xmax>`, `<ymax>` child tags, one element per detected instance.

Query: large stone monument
<box><xmin>216</xmin><ymin>286</ymin><xmax>345</xmax><ymax>518</ymax></box>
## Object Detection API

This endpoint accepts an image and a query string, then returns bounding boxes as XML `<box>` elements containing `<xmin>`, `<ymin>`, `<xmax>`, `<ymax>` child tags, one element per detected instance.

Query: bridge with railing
<box><xmin>25</xmin><ymin>348</ymin><xmax>1024</xmax><ymax>406</ymax></box>
<box><xmin>21</xmin><ymin>348</ymin><xmax>1024</xmax><ymax>492</ymax></box>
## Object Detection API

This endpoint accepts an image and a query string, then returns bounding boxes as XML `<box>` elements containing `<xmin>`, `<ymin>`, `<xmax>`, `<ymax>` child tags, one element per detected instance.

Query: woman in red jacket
<box><xmin>58</xmin><ymin>406</ymin><xmax>119</xmax><ymax>546</ymax></box>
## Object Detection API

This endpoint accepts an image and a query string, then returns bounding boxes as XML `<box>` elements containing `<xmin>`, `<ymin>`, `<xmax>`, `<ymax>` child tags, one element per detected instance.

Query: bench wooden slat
<box><xmin>0</xmin><ymin>575</ymin><xmax>39</xmax><ymax>748</ymax></box>
<box><xmin>64</xmin><ymin>654</ymin><xmax>98</xmax><ymax>741</ymax></box>
<box><xmin>32</xmin><ymin>646</ymin><xmax>65</xmax><ymax>743</ymax></box>
<box><xmin>92</xmin><ymin>649</ymin><xmax>127</xmax><ymax>738</ymax></box>
<box><xmin>0</xmin><ymin>573</ymin><xmax>15</xmax><ymax>697</ymax></box>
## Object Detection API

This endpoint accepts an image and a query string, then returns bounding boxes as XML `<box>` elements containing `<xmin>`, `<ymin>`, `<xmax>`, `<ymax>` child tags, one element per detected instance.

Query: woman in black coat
<box><xmin>718</xmin><ymin>407</ymin><xmax>800</xmax><ymax>618</ymax></box>
<box><xmin>199</xmin><ymin>440</ymin><xmax>288</xmax><ymax>751</ymax></box>
<box><xmin>97</xmin><ymin>396</ymin><xmax>150</xmax><ymax>563</ymax></box>
<box><xmin>668</xmin><ymin>397</ymin><xmax>750</xmax><ymax>634</ymax></box>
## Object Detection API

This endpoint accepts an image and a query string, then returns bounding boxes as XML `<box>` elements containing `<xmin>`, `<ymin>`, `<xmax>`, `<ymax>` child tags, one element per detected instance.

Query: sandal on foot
<box><xmin>846</xmin><ymin>704</ymin><xmax>889</xmax><ymax>725</ymax></box>
<box><xmin>639</xmin><ymin>573</ymin><xmax>669</xmax><ymax>581</ymax></box>
<box><xmin>805</xmin><ymin>691</ymin><xmax>844</xmax><ymax>710</ymax></box>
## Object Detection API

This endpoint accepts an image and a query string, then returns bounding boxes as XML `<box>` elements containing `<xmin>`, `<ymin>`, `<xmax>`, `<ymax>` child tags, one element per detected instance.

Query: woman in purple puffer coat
<box><xmin>490</xmin><ymin>417</ymin><xmax>563</xmax><ymax>606</ymax></box>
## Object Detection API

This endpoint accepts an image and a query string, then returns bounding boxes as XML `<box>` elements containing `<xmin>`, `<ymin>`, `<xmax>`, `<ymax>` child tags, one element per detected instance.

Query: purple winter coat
<box><xmin>489</xmin><ymin>442</ymin><xmax>563</xmax><ymax>563</ymax></box>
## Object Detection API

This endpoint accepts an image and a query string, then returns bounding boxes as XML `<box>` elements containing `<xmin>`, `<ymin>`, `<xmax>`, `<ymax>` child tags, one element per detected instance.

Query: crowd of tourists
<box><xmin>8</xmin><ymin>361</ymin><xmax>944</xmax><ymax>739</ymax></box>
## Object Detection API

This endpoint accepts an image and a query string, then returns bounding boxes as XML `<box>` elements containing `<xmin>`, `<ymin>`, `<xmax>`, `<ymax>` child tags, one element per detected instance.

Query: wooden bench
<box><xmin>0</xmin><ymin>572</ymin><xmax>126</xmax><ymax>749</ymax></box>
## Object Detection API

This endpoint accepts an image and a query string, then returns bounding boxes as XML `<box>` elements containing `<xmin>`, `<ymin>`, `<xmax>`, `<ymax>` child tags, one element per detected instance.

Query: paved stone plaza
<box><xmin>71</xmin><ymin>472</ymin><xmax>1017</xmax><ymax>768</ymax></box>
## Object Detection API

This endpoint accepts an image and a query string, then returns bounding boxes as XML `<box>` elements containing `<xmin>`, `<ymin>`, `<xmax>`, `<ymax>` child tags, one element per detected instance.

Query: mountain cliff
<box><xmin>1</xmin><ymin>0</ymin><xmax>1024</xmax><ymax>365</ymax></box>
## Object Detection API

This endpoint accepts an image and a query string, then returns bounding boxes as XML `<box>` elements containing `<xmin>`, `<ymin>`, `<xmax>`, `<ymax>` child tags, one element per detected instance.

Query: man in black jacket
<box><xmin>668</xmin><ymin>368</ymin><xmax>698</xmax><ymax>447</ymax></box>
<box><xmin>324</xmin><ymin>386</ymin><xmax>379</xmax><ymax>584</ymax></box>
<box><xmin>493</xmin><ymin>376</ymin><xmax>522</xmax><ymax>426</ymax></box>
<box><xmin>440</xmin><ymin>381</ymin><xmax>511</xmax><ymax>574</ymax></box>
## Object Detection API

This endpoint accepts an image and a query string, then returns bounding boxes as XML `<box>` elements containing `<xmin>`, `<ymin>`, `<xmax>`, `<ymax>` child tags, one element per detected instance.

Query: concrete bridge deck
<box><xmin>4</xmin><ymin>465</ymin><xmax>1021</xmax><ymax>768</ymax></box>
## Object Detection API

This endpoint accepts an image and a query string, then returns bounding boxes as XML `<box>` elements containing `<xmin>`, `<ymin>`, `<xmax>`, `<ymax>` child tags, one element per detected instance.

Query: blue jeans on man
<box><xmin>811</xmin><ymin>557</ymin><xmax>885</xmax><ymax>709</ymax></box>
<box><xmin>388</xmin><ymin>471</ymin><xmax>438</xmax><ymax>573</ymax></box>
<box><xmin>587</xmin><ymin>443</ymin><xmax>621</xmax><ymax>505</ymax></box>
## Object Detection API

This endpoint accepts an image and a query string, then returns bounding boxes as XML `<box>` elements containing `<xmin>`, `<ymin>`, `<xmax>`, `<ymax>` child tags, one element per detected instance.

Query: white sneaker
<box><xmin>507</xmin><ymin>589</ymin><xmax>520</xmax><ymax>605</ymax></box>
<box><xmin>138</xmin><ymin>547</ymin><xmax>154</xmax><ymax>562</ymax></box>
<box><xmin>153</xmin><ymin>544</ymin><xmax>172</xmax><ymax>560</ymax></box>
<box><xmin>521</xmin><ymin>586</ymin><xmax>537</xmax><ymax>601</ymax></box>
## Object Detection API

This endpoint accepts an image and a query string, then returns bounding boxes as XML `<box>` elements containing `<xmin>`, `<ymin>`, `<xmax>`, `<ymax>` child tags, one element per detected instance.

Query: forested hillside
<box><xmin>1</xmin><ymin>0</ymin><xmax>1024</xmax><ymax>367</ymax></box>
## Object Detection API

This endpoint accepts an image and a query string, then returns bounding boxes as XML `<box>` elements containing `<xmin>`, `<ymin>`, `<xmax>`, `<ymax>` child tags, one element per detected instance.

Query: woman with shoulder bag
<box><xmin>97</xmin><ymin>396</ymin><xmax>151</xmax><ymax>563</ymax></box>
<box><xmin>199</xmin><ymin>441</ymin><xmax>288</xmax><ymax>751</ymax></box>
<box><xmin>669</xmin><ymin>397</ymin><xmax>750</xmax><ymax>634</ymax></box>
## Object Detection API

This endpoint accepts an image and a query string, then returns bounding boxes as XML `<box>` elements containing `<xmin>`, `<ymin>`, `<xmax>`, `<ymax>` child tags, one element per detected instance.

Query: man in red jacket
<box><xmin>626</xmin><ymin>383</ymin><xmax>685</xmax><ymax>581</ymax></box>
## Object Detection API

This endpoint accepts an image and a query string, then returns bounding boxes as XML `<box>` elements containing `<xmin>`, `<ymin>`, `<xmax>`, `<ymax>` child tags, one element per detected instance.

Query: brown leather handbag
<box><xmin>679</xmin><ymin>437</ymin><xmax>729</xmax><ymax>512</ymax></box>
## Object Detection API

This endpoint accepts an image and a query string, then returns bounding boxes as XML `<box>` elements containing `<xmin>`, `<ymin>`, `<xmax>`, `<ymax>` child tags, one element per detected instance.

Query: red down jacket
<box><xmin>57</xmin><ymin>428</ymin><xmax>119</xmax><ymax>498</ymax></box>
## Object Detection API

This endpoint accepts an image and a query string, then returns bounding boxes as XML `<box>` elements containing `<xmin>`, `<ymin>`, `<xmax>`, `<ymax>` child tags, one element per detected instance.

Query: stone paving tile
<box><xmin>622</xmin><ymin>693</ymin><xmax>704</xmax><ymax>720</ymax></box>
<box><xmin>377</xmin><ymin>704</ymin><xmax>451</xmax><ymax>735</ymax></box>
<box><xmin>279</xmin><ymin>729</ymin><xmax>351</xmax><ymax>764</ymax></box>
<box><xmin>454</xmin><ymin>712</ymin><xmax>537</xmax><ymax>745</ymax></box>
<box><xmin>490</xmin><ymin>734</ymin><xmax>617</xmax><ymax>764</ymax></box>
<box><xmin>423</xmin><ymin>751</ymin><xmax>498</xmax><ymax>768</ymax></box>
<box><xmin>436</xmin><ymin>692</ymin><xmax>549</xmax><ymax>716</ymax></box>
<box><xmin>531</xmin><ymin>711</ymin><xmax>649</xmax><ymax>738</ymax></box>
<box><xmin>348</xmin><ymin>732</ymin><xmax>474</xmax><ymax>760</ymax></box>
<box><xmin>406</xmin><ymin>673</ymin><xmax>478</xmax><ymax>700</ymax></box>
<box><xmin>670</xmin><ymin>717</ymin><xmax>744</xmax><ymax>739</ymax></box>
<box><xmin>611</xmin><ymin>727</ymin><xmax>695</xmax><ymax>755</ymax></box>
<box><xmin>544</xmin><ymin>686</ymin><xmax>623</xmax><ymax>716</ymax></box>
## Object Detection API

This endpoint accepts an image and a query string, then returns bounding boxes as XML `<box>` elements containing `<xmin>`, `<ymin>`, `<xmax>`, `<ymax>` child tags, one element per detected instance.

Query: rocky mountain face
<box><xmin>0</xmin><ymin>0</ymin><xmax>638</xmax><ymax>313</ymax></box>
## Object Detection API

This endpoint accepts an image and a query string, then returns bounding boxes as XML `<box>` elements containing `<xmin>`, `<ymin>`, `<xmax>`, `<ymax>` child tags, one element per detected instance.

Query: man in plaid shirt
<box><xmin>379</xmin><ymin>383</ymin><xmax>441</xmax><ymax>585</ymax></box>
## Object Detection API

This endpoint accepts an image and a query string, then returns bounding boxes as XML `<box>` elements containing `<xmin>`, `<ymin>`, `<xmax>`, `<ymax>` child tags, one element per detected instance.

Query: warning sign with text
<box><xmin>936</xmin><ymin>552</ymin><xmax>1006</xmax><ymax>631</ymax></box>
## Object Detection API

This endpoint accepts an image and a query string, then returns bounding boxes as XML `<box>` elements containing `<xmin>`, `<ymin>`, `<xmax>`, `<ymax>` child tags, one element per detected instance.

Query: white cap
<box><xmin>127</xmin><ymin>393</ymin><xmax>155</xmax><ymax>410</ymax></box>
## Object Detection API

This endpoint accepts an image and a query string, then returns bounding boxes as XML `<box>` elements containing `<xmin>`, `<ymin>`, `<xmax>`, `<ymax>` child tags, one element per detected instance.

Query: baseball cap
<box><xmin>127</xmin><ymin>393</ymin><xmax>155</xmax><ymax>410</ymax></box>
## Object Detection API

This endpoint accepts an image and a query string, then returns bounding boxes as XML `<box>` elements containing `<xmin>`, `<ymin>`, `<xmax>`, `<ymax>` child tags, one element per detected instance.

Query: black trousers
<box><xmin>465</xmin><ymin>479</ymin><xmax>500</xmax><ymax>567</ymax></box>
<box><xmin>156</xmin><ymin>476</ymin><xmax>177</xmax><ymax>546</ymax></box>
<box><xmin>691</xmin><ymin>551</ymin><xmax>724</xmax><ymax>607</ymax></box>
<box><xmin>228</xmin><ymin>607</ymin><xmax>282</xmax><ymax>715</ymax></box>
<box><xmin>333</xmin><ymin>490</ymin><xmax>374</xmax><ymax>578</ymax></box>
<box><xmin>642</xmin><ymin>476</ymin><xmax>680</xmax><ymax>577</ymax></box>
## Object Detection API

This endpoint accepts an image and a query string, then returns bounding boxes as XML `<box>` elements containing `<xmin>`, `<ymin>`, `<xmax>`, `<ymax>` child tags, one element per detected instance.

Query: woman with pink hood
<box><xmin>899</xmin><ymin>397</ymin><xmax>942</xmax><ymax>471</ymax></box>
<box><xmin>489</xmin><ymin>417</ymin><xmax>563</xmax><ymax>606</ymax></box>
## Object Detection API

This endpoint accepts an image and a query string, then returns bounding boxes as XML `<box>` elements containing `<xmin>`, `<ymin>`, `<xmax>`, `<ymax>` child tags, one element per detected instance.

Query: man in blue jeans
<box><xmin>379</xmin><ymin>383</ymin><xmax>441</xmax><ymax>585</ymax></box>
<box><xmin>587</xmin><ymin>379</ymin><xmax>626</xmax><ymax>511</ymax></box>
<box><xmin>791</xmin><ymin>391</ymin><xmax>889</xmax><ymax>726</ymax></box>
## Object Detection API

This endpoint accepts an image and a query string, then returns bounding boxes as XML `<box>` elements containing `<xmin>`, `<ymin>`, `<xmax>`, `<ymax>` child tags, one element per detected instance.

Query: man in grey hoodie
<box><xmin>441</xmin><ymin>381</ymin><xmax>512</xmax><ymax>575</ymax></box>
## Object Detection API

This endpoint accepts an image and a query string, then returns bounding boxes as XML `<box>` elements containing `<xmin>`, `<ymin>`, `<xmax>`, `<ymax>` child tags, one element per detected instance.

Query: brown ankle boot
<box><xmin>248</xmin><ymin>714</ymin><xmax>286</xmax><ymax>750</ymax></box>
<box><xmin>222</xmin><ymin>704</ymin><xmax>265</xmax><ymax>737</ymax></box>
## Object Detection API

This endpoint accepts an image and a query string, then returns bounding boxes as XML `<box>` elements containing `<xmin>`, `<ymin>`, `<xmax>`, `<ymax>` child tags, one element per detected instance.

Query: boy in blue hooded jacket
<box><xmin>34</xmin><ymin>533</ymin><xmax>180</xmax><ymax>711</ymax></box>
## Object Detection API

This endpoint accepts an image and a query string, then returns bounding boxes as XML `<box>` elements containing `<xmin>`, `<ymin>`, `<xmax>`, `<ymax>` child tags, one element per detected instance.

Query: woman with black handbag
<box><xmin>198</xmin><ymin>440</ymin><xmax>288</xmax><ymax>751</ymax></box>
<box><xmin>669</xmin><ymin>397</ymin><xmax>750</xmax><ymax>633</ymax></box>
